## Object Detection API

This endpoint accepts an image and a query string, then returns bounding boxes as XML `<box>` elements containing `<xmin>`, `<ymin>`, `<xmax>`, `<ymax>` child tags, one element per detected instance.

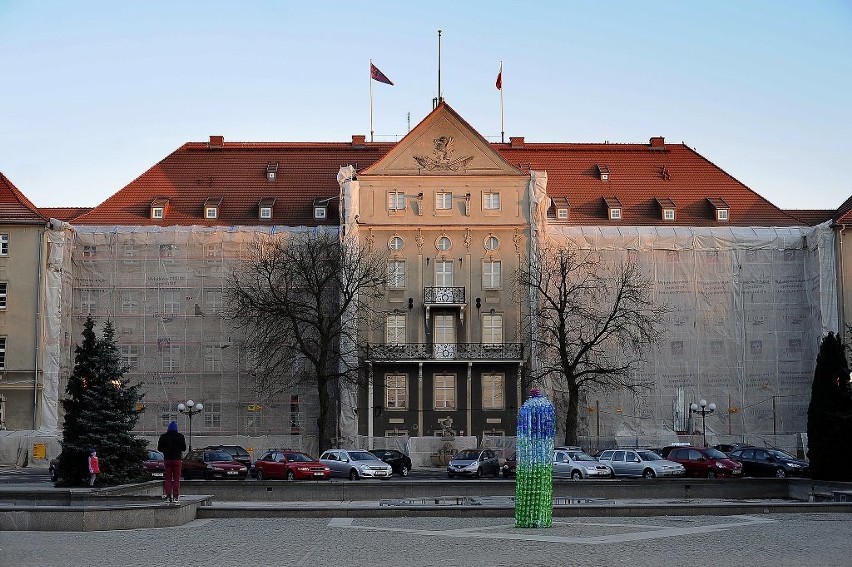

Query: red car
<box><xmin>143</xmin><ymin>450</ymin><xmax>166</xmax><ymax>480</ymax></box>
<box><xmin>254</xmin><ymin>450</ymin><xmax>331</xmax><ymax>480</ymax></box>
<box><xmin>665</xmin><ymin>446</ymin><xmax>743</xmax><ymax>478</ymax></box>
<box><xmin>182</xmin><ymin>449</ymin><xmax>248</xmax><ymax>480</ymax></box>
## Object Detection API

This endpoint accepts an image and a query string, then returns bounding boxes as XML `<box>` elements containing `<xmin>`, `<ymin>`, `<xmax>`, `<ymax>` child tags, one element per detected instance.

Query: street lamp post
<box><xmin>690</xmin><ymin>399</ymin><xmax>716</xmax><ymax>447</ymax></box>
<box><xmin>177</xmin><ymin>400</ymin><xmax>203</xmax><ymax>451</ymax></box>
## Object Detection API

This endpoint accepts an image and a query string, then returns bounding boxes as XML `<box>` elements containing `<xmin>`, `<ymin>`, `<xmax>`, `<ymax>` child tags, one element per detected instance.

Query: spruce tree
<box><xmin>58</xmin><ymin>317</ymin><xmax>147</xmax><ymax>486</ymax></box>
<box><xmin>807</xmin><ymin>332</ymin><xmax>852</xmax><ymax>480</ymax></box>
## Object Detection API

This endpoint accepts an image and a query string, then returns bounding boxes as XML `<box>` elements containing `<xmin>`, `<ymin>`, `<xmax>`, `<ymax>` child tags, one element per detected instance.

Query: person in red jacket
<box><xmin>87</xmin><ymin>448</ymin><xmax>100</xmax><ymax>486</ymax></box>
<box><xmin>157</xmin><ymin>421</ymin><xmax>187</xmax><ymax>503</ymax></box>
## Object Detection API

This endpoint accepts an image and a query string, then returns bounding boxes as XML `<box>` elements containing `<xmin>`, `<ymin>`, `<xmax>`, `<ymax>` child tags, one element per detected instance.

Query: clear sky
<box><xmin>1</xmin><ymin>1</ymin><xmax>850</xmax><ymax>210</ymax></box>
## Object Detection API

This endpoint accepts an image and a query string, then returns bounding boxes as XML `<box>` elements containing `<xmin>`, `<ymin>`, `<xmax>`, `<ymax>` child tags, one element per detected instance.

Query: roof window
<box><xmin>204</xmin><ymin>197</ymin><xmax>223</xmax><ymax>220</ymax></box>
<box><xmin>313</xmin><ymin>197</ymin><xmax>332</xmax><ymax>220</ymax></box>
<box><xmin>707</xmin><ymin>198</ymin><xmax>730</xmax><ymax>222</ymax></box>
<box><xmin>266</xmin><ymin>162</ymin><xmax>279</xmax><ymax>182</ymax></box>
<box><xmin>258</xmin><ymin>198</ymin><xmax>275</xmax><ymax>220</ymax></box>
<box><xmin>655</xmin><ymin>197</ymin><xmax>676</xmax><ymax>221</ymax></box>
<box><xmin>603</xmin><ymin>197</ymin><xmax>622</xmax><ymax>221</ymax></box>
<box><xmin>150</xmin><ymin>198</ymin><xmax>169</xmax><ymax>220</ymax></box>
<box><xmin>596</xmin><ymin>164</ymin><xmax>610</xmax><ymax>181</ymax></box>
<box><xmin>551</xmin><ymin>197</ymin><xmax>570</xmax><ymax>220</ymax></box>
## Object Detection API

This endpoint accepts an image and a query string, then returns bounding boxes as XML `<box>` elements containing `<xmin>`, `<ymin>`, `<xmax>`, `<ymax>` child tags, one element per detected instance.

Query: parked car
<box><xmin>502</xmin><ymin>451</ymin><xmax>517</xmax><ymax>478</ymax></box>
<box><xmin>713</xmin><ymin>443</ymin><xmax>751</xmax><ymax>456</ymax></box>
<box><xmin>142</xmin><ymin>450</ymin><xmax>166</xmax><ymax>479</ymax></box>
<box><xmin>182</xmin><ymin>449</ymin><xmax>248</xmax><ymax>480</ymax></box>
<box><xmin>553</xmin><ymin>448</ymin><xmax>614</xmax><ymax>479</ymax></box>
<box><xmin>447</xmin><ymin>448</ymin><xmax>501</xmax><ymax>478</ymax></box>
<box><xmin>656</xmin><ymin>443</ymin><xmax>693</xmax><ymax>458</ymax></box>
<box><xmin>254</xmin><ymin>450</ymin><xmax>330</xmax><ymax>480</ymax></box>
<box><xmin>319</xmin><ymin>449</ymin><xmax>393</xmax><ymax>480</ymax></box>
<box><xmin>370</xmin><ymin>448</ymin><xmax>412</xmax><ymax>477</ymax></box>
<box><xmin>597</xmin><ymin>449</ymin><xmax>686</xmax><ymax>479</ymax></box>
<box><xmin>204</xmin><ymin>445</ymin><xmax>252</xmax><ymax>471</ymax></box>
<box><xmin>728</xmin><ymin>447</ymin><xmax>810</xmax><ymax>478</ymax></box>
<box><xmin>665</xmin><ymin>446</ymin><xmax>742</xmax><ymax>478</ymax></box>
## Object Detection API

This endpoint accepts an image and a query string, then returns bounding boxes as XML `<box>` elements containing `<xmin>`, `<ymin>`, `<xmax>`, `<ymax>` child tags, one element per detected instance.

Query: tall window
<box><xmin>290</xmin><ymin>395</ymin><xmax>301</xmax><ymax>434</ymax></box>
<box><xmin>204</xmin><ymin>243</ymin><xmax>222</xmax><ymax>263</ymax></box>
<box><xmin>204</xmin><ymin>345</ymin><xmax>222</xmax><ymax>371</ymax></box>
<box><xmin>0</xmin><ymin>337</ymin><xmax>6</xmax><ymax>370</ymax></box>
<box><xmin>163</xmin><ymin>290</ymin><xmax>181</xmax><ymax>315</ymax></box>
<box><xmin>434</xmin><ymin>374</ymin><xmax>456</xmax><ymax>409</ymax></box>
<box><xmin>483</xmin><ymin>192</ymin><xmax>501</xmax><ymax>210</ymax></box>
<box><xmin>160</xmin><ymin>410</ymin><xmax>178</xmax><ymax>429</ymax></box>
<box><xmin>386</xmin><ymin>314</ymin><xmax>406</xmax><ymax>344</ymax></box>
<box><xmin>162</xmin><ymin>346</ymin><xmax>180</xmax><ymax>372</ymax></box>
<box><xmin>159</xmin><ymin>244</ymin><xmax>176</xmax><ymax>258</ymax></box>
<box><xmin>482</xmin><ymin>260</ymin><xmax>501</xmax><ymax>289</ymax></box>
<box><xmin>482</xmin><ymin>313</ymin><xmax>503</xmax><ymax>345</ymax></box>
<box><xmin>0</xmin><ymin>234</ymin><xmax>8</xmax><ymax>256</ymax></box>
<box><xmin>80</xmin><ymin>289</ymin><xmax>98</xmax><ymax>314</ymax></box>
<box><xmin>120</xmin><ymin>345</ymin><xmax>139</xmax><ymax>369</ymax></box>
<box><xmin>435</xmin><ymin>192</ymin><xmax>452</xmax><ymax>210</ymax></box>
<box><xmin>435</xmin><ymin>260</ymin><xmax>454</xmax><ymax>286</ymax></box>
<box><xmin>387</xmin><ymin>260</ymin><xmax>406</xmax><ymax>288</ymax></box>
<box><xmin>388</xmin><ymin>191</ymin><xmax>406</xmax><ymax>211</ymax></box>
<box><xmin>0</xmin><ymin>282</ymin><xmax>6</xmax><ymax>309</ymax></box>
<box><xmin>121</xmin><ymin>291</ymin><xmax>139</xmax><ymax>314</ymax></box>
<box><xmin>82</xmin><ymin>245</ymin><xmax>97</xmax><ymax>259</ymax></box>
<box><xmin>386</xmin><ymin>374</ymin><xmax>407</xmax><ymax>409</ymax></box>
<box><xmin>482</xmin><ymin>373</ymin><xmax>505</xmax><ymax>409</ymax></box>
<box><xmin>203</xmin><ymin>402</ymin><xmax>221</xmax><ymax>428</ymax></box>
<box><xmin>122</xmin><ymin>241</ymin><xmax>139</xmax><ymax>263</ymax></box>
<box><xmin>205</xmin><ymin>290</ymin><xmax>223</xmax><ymax>313</ymax></box>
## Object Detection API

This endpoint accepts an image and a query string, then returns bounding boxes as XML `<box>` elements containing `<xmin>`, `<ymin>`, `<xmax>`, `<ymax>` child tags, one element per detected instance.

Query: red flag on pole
<box><xmin>496</xmin><ymin>66</ymin><xmax>502</xmax><ymax>90</ymax></box>
<box><xmin>370</xmin><ymin>63</ymin><xmax>394</xmax><ymax>85</ymax></box>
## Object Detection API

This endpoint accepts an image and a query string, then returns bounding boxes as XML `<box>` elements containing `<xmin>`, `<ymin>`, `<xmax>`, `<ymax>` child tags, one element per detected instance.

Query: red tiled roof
<box><xmin>783</xmin><ymin>209</ymin><xmax>835</xmax><ymax>226</ymax></box>
<box><xmin>0</xmin><ymin>172</ymin><xmax>47</xmax><ymax>224</ymax></box>
<box><xmin>39</xmin><ymin>207</ymin><xmax>92</xmax><ymax>222</ymax></box>
<box><xmin>832</xmin><ymin>194</ymin><xmax>852</xmax><ymax>224</ymax></box>
<box><xmin>71</xmin><ymin>137</ymin><xmax>804</xmax><ymax>228</ymax></box>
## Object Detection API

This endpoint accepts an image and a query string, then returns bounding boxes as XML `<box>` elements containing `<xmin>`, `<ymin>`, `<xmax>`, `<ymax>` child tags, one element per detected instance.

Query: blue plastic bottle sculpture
<box><xmin>515</xmin><ymin>387</ymin><xmax>555</xmax><ymax>528</ymax></box>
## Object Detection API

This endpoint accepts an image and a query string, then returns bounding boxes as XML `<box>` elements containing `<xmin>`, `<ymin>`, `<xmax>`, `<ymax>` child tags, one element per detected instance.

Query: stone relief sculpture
<box><xmin>414</xmin><ymin>136</ymin><xmax>474</xmax><ymax>171</ymax></box>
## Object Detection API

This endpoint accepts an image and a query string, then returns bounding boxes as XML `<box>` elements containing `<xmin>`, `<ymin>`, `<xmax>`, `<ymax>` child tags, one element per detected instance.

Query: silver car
<box><xmin>318</xmin><ymin>449</ymin><xmax>393</xmax><ymax>480</ymax></box>
<box><xmin>553</xmin><ymin>449</ymin><xmax>614</xmax><ymax>479</ymax></box>
<box><xmin>597</xmin><ymin>449</ymin><xmax>686</xmax><ymax>479</ymax></box>
<box><xmin>446</xmin><ymin>448</ymin><xmax>501</xmax><ymax>478</ymax></box>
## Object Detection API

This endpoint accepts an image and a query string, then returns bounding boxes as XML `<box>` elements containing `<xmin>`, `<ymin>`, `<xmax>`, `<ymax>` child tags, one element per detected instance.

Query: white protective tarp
<box><xmin>337</xmin><ymin>165</ymin><xmax>360</xmax><ymax>445</ymax></box>
<box><xmin>544</xmin><ymin>222</ymin><xmax>837</xmax><ymax>448</ymax></box>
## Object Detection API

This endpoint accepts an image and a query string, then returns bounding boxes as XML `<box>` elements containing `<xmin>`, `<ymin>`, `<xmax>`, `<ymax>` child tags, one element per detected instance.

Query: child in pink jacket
<box><xmin>88</xmin><ymin>449</ymin><xmax>100</xmax><ymax>486</ymax></box>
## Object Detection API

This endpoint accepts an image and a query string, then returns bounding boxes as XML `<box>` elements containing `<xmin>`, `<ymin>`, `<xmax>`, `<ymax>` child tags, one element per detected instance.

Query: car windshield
<box><xmin>348</xmin><ymin>451</ymin><xmax>376</xmax><ymax>461</ymax></box>
<box><xmin>768</xmin><ymin>449</ymin><xmax>796</xmax><ymax>460</ymax></box>
<box><xmin>147</xmin><ymin>451</ymin><xmax>164</xmax><ymax>461</ymax></box>
<box><xmin>637</xmin><ymin>451</ymin><xmax>662</xmax><ymax>461</ymax></box>
<box><xmin>286</xmin><ymin>453</ymin><xmax>314</xmax><ymax>462</ymax></box>
<box><xmin>454</xmin><ymin>450</ymin><xmax>480</xmax><ymax>460</ymax></box>
<box><xmin>568</xmin><ymin>452</ymin><xmax>596</xmax><ymax>461</ymax></box>
<box><xmin>703</xmin><ymin>449</ymin><xmax>728</xmax><ymax>459</ymax></box>
<box><xmin>205</xmin><ymin>452</ymin><xmax>233</xmax><ymax>462</ymax></box>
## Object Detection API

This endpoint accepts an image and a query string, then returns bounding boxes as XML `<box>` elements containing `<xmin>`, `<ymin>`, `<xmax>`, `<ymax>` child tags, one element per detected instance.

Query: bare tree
<box><xmin>229</xmin><ymin>229</ymin><xmax>386</xmax><ymax>451</ymax></box>
<box><xmin>517</xmin><ymin>241</ymin><xmax>667</xmax><ymax>446</ymax></box>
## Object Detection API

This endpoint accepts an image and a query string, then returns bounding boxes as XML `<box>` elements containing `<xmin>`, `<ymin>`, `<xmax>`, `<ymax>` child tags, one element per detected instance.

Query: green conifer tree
<box><xmin>807</xmin><ymin>332</ymin><xmax>852</xmax><ymax>480</ymax></box>
<box><xmin>57</xmin><ymin>317</ymin><xmax>147</xmax><ymax>486</ymax></box>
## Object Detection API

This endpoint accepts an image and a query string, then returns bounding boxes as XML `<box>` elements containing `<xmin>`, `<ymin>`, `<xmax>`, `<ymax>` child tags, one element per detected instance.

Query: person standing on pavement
<box><xmin>87</xmin><ymin>448</ymin><xmax>100</xmax><ymax>486</ymax></box>
<box><xmin>157</xmin><ymin>420</ymin><xmax>186</xmax><ymax>503</ymax></box>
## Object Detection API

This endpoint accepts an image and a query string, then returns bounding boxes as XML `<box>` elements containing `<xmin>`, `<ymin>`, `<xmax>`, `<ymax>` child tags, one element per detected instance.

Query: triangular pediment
<box><xmin>361</xmin><ymin>102</ymin><xmax>524</xmax><ymax>177</ymax></box>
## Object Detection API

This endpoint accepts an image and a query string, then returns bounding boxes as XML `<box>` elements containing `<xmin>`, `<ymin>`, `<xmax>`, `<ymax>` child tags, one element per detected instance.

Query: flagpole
<box><xmin>370</xmin><ymin>59</ymin><xmax>374</xmax><ymax>142</ymax></box>
<box><xmin>437</xmin><ymin>29</ymin><xmax>442</xmax><ymax>104</ymax></box>
<box><xmin>500</xmin><ymin>61</ymin><xmax>504</xmax><ymax>143</ymax></box>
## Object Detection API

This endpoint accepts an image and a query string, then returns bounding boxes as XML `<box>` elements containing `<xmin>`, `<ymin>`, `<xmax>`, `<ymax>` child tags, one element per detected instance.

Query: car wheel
<box><xmin>256</xmin><ymin>469</ymin><xmax>264</xmax><ymax>481</ymax></box>
<box><xmin>349</xmin><ymin>468</ymin><xmax>359</xmax><ymax>480</ymax></box>
<box><xmin>400</xmin><ymin>465</ymin><xmax>410</xmax><ymax>477</ymax></box>
<box><xmin>204</xmin><ymin>470</ymin><xmax>212</xmax><ymax>481</ymax></box>
<box><xmin>642</xmin><ymin>469</ymin><xmax>656</xmax><ymax>479</ymax></box>
<box><xmin>775</xmin><ymin>468</ymin><xmax>787</xmax><ymax>478</ymax></box>
<box><xmin>50</xmin><ymin>468</ymin><xmax>58</xmax><ymax>483</ymax></box>
<box><xmin>475</xmin><ymin>467</ymin><xmax>482</xmax><ymax>478</ymax></box>
<box><xmin>287</xmin><ymin>470</ymin><xmax>295</xmax><ymax>481</ymax></box>
<box><xmin>571</xmin><ymin>470</ymin><xmax>583</xmax><ymax>480</ymax></box>
<box><xmin>706</xmin><ymin>470</ymin><xmax>717</xmax><ymax>479</ymax></box>
<box><xmin>492</xmin><ymin>466</ymin><xmax>500</xmax><ymax>478</ymax></box>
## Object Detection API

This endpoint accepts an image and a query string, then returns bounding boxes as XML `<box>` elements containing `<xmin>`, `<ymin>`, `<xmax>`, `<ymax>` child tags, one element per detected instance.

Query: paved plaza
<box><xmin>2</xmin><ymin>513</ymin><xmax>852</xmax><ymax>567</ymax></box>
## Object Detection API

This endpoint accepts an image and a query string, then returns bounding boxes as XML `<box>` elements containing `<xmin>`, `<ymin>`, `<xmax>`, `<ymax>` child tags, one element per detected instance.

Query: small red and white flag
<box><xmin>370</xmin><ymin>63</ymin><xmax>394</xmax><ymax>85</ymax></box>
<box><xmin>496</xmin><ymin>64</ymin><xmax>502</xmax><ymax>90</ymax></box>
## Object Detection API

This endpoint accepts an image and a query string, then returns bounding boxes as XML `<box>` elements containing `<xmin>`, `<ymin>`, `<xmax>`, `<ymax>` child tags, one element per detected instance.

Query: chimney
<box><xmin>649</xmin><ymin>136</ymin><xmax>666</xmax><ymax>148</ymax></box>
<box><xmin>509</xmin><ymin>136</ymin><xmax>525</xmax><ymax>148</ymax></box>
<box><xmin>351</xmin><ymin>135</ymin><xmax>366</xmax><ymax>147</ymax></box>
<box><xmin>208</xmin><ymin>135</ymin><xmax>225</xmax><ymax>148</ymax></box>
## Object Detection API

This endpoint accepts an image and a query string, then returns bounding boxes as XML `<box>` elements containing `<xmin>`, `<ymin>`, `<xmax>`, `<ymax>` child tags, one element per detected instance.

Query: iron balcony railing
<box><xmin>423</xmin><ymin>286</ymin><xmax>466</xmax><ymax>305</ymax></box>
<box><xmin>364</xmin><ymin>342</ymin><xmax>524</xmax><ymax>361</ymax></box>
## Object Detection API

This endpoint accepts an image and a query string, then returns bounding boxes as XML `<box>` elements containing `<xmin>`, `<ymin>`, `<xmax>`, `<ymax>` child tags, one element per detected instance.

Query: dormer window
<box><xmin>204</xmin><ymin>197</ymin><xmax>222</xmax><ymax>220</ymax></box>
<box><xmin>150</xmin><ymin>198</ymin><xmax>169</xmax><ymax>220</ymax></box>
<box><xmin>266</xmin><ymin>162</ymin><xmax>279</xmax><ymax>182</ymax></box>
<box><xmin>313</xmin><ymin>197</ymin><xmax>331</xmax><ymax>220</ymax></box>
<box><xmin>603</xmin><ymin>197</ymin><xmax>622</xmax><ymax>221</ymax></box>
<box><xmin>552</xmin><ymin>197</ymin><xmax>570</xmax><ymax>220</ymax></box>
<box><xmin>655</xmin><ymin>197</ymin><xmax>676</xmax><ymax>221</ymax></box>
<box><xmin>258</xmin><ymin>198</ymin><xmax>275</xmax><ymax>220</ymax></box>
<box><xmin>707</xmin><ymin>198</ymin><xmax>730</xmax><ymax>222</ymax></box>
<box><xmin>597</xmin><ymin>164</ymin><xmax>610</xmax><ymax>181</ymax></box>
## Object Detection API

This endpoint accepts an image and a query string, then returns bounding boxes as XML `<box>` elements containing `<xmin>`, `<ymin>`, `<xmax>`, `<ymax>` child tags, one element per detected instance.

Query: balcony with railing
<box><xmin>423</xmin><ymin>286</ymin><xmax>466</xmax><ymax>305</ymax></box>
<box><xmin>364</xmin><ymin>342</ymin><xmax>524</xmax><ymax>362</ymax></box>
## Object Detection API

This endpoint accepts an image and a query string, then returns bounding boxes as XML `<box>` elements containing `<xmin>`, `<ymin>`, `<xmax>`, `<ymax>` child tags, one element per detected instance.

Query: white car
<box><xmin>597</xmin><ymin>449</ymin><xmax>686</xmax><ymax>479</ymax></box>
<box><xmin>319</xmin><ymin>449</ymin><xmax>393</xmax><ymax>480</ymax></box>
<box><xmin>553</xmin><ymin>449</ymin><xmax>613</xmax><ymax>479</ymax></box>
